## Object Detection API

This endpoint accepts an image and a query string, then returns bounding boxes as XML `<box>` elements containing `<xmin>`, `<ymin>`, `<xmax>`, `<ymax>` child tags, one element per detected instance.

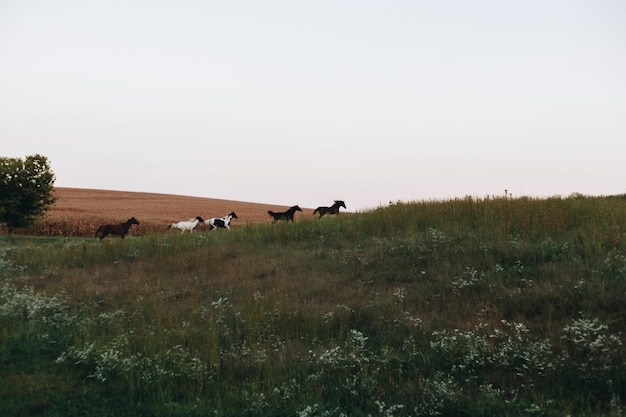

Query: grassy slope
<box><xmin>1</xmin><ymin>194</ymin><xmax>626</xmax><ymax>416</ymax></box>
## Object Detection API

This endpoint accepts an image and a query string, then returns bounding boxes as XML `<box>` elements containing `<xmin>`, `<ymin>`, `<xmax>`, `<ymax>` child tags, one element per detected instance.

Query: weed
<box><xmin>2</xmin><ymin>195</ymin><xmax>626</xmax><ymax>416</ymax></box>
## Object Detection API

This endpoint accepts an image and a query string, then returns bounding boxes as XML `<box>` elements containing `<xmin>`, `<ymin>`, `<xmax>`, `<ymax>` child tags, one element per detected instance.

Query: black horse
<box><xmin>96</xmin><ymin>217</ymin><xmax>139</xmax><ymax>240</ymax></box>
<box><xmin>313</xmin><ymin>200</ymin><xmax>346</xmax><ymax>218</ymax></box>
<box><xmin>268</xmin><ymin>205</ymin><xmax>302</xmax><ymax>222</ymax></box>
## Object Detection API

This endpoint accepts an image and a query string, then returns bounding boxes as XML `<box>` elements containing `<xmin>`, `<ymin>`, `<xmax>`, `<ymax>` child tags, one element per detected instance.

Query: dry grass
<box><xmin>30</xmin><ymin>187</ymin><xmax>316</xmax><ymax>237</ymax></box>
<box><xmin>3</xmin><ymin>194</ymin><xmax>626</xmax><ymax>416</ymax></box>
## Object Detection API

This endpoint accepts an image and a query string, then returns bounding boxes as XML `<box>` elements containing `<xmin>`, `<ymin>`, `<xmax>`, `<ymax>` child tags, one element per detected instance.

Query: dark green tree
<box><xmin>0</xmin><ymin>154</ymin><xmax>57</xmax><ymax>234</ymax></box>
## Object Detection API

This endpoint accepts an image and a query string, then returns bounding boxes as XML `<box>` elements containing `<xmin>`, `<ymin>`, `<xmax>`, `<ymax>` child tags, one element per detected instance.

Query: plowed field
<box><xmin>26</xmin><ymin>188</ymin><xmax>315</xmax><ymax>237</ymax></box>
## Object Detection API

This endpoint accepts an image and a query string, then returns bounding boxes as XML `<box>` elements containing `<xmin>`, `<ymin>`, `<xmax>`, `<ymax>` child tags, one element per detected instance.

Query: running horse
<box><xmin>267</xmin><ymin>205</ymin><xmax>302</xmax><ymax>222</ymax></box>
<box><xmin>96</xmin><ymin>217</ymin><xmax>140</xmax><ymax>240</ymax></box>
<box><xmin>313</xmin><ymin>200</ymin><xmax>346</xmax><ymax>218</ymax></box>
<box><xmin>205</xmin><ymin>212</ymin><xmax>238</xmax><ymax>230</ymax></box>
<box><xmin>166</xmin><ymin>216</ymin><xmax>204</xmax><ymax>233</ymax></box>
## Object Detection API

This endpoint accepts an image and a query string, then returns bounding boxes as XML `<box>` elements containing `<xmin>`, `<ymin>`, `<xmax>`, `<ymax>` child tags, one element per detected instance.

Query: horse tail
<box><xmin>267</xmin><ymin>210</ymin><xmax>275</xmax><ymax>216</ymax></box>
<box><xmin>166</xmin><ymin>223</ymin><xmax>173</xmax><ymax>230</ymax></box>
<box><xmin>313</xmin><ymin>208</ymin><xmax>319</xmax><ymax>215</ymax></box>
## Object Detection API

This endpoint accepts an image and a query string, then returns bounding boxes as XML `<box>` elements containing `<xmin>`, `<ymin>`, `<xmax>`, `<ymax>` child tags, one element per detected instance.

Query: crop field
<box><xmin>1</xmin><ymin>191</ymin><xmax>626</xmax><ymax>416</ymax></box>
<box><xmin>19</xmin><ymin>187</ymin><xmax>317</xmax><ymax>237</ymax></box>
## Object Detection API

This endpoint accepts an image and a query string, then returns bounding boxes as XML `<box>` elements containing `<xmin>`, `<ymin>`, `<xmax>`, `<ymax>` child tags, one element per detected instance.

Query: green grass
<box><xmin>1</xmin><ymin>194</ymin><xmax>626</xmax><ymax>416</ymax></box>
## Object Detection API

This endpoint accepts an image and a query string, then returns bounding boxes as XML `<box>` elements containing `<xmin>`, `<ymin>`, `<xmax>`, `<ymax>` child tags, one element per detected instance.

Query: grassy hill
<box><xmin>1</xmin><ymin>194</ymin><xmax>625</xmax><ymax>416</ymax></box>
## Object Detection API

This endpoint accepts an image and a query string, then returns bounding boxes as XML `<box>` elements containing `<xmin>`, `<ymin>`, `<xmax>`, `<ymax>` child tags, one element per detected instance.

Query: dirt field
<box><xmin>27</xmin><ymin>188</ymin><xmax>316</xmax><ymax>237</ymax></box>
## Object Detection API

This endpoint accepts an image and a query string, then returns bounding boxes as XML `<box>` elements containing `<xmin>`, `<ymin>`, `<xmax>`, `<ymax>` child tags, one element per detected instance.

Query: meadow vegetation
<box><xmin>1</xmin><ymin>194</ymin><xmax>625</xmax><ymax>416</ymax></box>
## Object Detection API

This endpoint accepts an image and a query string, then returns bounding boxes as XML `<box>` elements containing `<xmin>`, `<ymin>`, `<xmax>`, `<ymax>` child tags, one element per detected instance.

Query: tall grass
<box><xmin>1</xmin><ymin>194</ymin><xmax>625</xmax><ymax>416</ymax></box>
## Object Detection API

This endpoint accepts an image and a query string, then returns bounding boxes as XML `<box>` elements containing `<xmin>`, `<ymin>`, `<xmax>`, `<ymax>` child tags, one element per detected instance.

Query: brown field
<box><xmin>25</xmin><ymin>187</ymin><xmax>317</xmax><ymax>237</ymax></box>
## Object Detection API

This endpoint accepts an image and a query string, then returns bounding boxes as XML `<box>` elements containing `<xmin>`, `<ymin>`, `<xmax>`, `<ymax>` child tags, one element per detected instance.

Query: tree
<box><xmin>0</xmin><ymin>154</ymin><xmax>57</xmax><ymax>234</ymax></box>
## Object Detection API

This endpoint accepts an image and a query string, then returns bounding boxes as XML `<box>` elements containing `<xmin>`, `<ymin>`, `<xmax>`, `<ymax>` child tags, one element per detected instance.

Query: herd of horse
<box><xmin>95</xmin><ymin>200</ymin><xmax>346</xmax><ymax>240</ymax></box>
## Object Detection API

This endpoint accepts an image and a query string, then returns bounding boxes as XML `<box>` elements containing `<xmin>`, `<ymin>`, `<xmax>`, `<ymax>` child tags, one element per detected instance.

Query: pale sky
<box><xmin>1</xmin><ymin>1</ymin><xmax>625</xmax><ymax>211</ymax></box>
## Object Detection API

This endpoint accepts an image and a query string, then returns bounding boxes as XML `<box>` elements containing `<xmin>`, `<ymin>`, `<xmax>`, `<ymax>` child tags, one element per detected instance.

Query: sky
<box><xmin>1</xmin><ymin>1</ymin><xmax>625</xmax><ymax>211</ymax></box>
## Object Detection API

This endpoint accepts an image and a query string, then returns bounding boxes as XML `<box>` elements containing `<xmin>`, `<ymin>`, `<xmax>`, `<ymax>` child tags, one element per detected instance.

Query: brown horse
<box><xmin>267</xmin><ymin>205</ymin><xmax>302</xmax><ymax>222</ymax></box>
<box><xmin>313</xmin><ymin>200</ymin><xmax>346</xmax><ymax>218</ymax></box>
<box><xmin>96</xmin><ymin>217</ymin><xmax>139</xmax><ymax>240</ymax></box>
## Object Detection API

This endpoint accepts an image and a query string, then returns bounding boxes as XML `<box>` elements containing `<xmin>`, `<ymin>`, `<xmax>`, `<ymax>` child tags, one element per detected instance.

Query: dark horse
<box><xmin>313</xmin><ymin>200</ymin><xmax>346</xmax><ymax>218</ymax></box>
<box><xmin>267</xmin><ymin>205</ymin><xmax>302</xmax><ymax>222</ymax></box>
<box><xmin>96</xmin><ymin>217</ymin><xmax>139</xmax><ymax>240</ymax></box>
